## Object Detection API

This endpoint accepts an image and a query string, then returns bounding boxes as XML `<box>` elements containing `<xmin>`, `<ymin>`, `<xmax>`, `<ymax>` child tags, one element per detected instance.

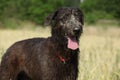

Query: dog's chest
<box><xmin>39</xmin><ymin>61</ymin><xmax>77</xmax><ymax>80</ymax></box>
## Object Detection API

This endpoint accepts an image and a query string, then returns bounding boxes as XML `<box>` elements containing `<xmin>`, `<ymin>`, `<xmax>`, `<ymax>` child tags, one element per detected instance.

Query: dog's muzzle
<box><xmin>73</xmin><ymin>27</ymin><xmax>81</xmax><ymax>35</ymax></box>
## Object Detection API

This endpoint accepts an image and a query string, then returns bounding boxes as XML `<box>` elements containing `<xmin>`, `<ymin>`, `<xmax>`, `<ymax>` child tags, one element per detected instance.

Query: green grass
<box><xmin>0</xmin><ymin>25</ymin><xmax>120</xmax><ymax>80</ymax></box>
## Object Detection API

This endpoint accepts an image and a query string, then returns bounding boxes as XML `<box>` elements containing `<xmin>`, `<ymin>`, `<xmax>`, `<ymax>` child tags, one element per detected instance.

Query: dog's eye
<box><xmin>76</xmin><ymin>17</ymin><xmax>80</xmax><ymax>20</ymax></box>
<box><xmin>74</xmin><ymin>12</ymin><xmax>78</xmax><ymax>16</ymax></box>
<box><xmin>60</xmin><ymin>21</ymin><xmax>64</xmax><ymax>25</ymax></box>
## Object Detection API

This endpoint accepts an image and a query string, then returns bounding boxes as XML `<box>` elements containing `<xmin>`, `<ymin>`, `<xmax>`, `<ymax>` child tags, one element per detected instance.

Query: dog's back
<box><xmin>0</xmin><ymin>38</ymin><xmax>47</xmax><ymax>80</ymax></box>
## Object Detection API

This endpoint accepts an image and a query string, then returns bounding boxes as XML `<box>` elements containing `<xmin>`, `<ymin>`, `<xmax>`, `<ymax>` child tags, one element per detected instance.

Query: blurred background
<box><xmin>0</xmin><ymin>0</ymin><xmax>119</xmax><ymax>28</ymax></box>
<box><xmin>0</xmin><ymin>0</ymin><xmax>120</xmax><ymax>80</ymax></box>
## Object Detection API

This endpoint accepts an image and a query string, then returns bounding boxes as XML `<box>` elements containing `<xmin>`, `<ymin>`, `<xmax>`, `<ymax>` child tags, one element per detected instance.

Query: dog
<box><xmin>0</xmin><ymin>7</ymin><xmax>84</xmax><ymax>80</ymax></box>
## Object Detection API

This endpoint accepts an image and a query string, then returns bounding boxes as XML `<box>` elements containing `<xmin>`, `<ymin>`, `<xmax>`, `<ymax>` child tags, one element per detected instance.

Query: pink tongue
<box><xmin>67</xmin><ymin>37</ymin><xmax>79</xmax><ymax>50</ymax></box>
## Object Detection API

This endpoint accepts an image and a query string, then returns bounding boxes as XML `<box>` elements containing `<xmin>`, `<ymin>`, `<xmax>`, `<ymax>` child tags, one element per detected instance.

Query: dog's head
<box><xmin>45</xmin><ymin>7</ymin><xmax>84</xmax><ymax>50</ymax></box>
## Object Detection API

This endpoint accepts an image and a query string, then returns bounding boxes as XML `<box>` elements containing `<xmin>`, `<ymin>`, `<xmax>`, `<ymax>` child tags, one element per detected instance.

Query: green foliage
<box><xmin>1</xmin><ymin>18</ymin><xmax>22</xmax><ymax>29</ymax></box>
<box><xmin>84</xmin><ymin>11</ymin><xmax>115</xmax><ymax>24</ymax></box>
<box><xmin>0</xmin><ymin>0</ymin><xmax>120</xmax><ymax>28</ymax></box>
<box><xmin>0</xmin><ymin>0</ymin><xmax>66</xmax><ymax>26</ymax></box>
<box><xmin>80</xmin><ymin>0</ymin><xmax>120</xmax><ymax>24</ymax></box>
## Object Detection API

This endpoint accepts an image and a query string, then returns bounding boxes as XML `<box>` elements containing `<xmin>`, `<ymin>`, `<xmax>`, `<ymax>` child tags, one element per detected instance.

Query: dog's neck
<box><xmin>50</xmin><ymin>35</ymin><xmax>68</xmax><ymax>47</ymax></box>
<box><xmin>57</xmin><ymin>49</ymin><xmax>79</xmax><ymax>64</ymax></box>
<box><xmin>48</xmin><ymin>36</ymin><xmax>79</xmax><ymax>64</ymax></box>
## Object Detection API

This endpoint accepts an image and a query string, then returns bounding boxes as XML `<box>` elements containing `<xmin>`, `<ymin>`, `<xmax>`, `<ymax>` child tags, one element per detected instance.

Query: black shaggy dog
<box><xmin>0</xmin><ymin>7</ymin><xmax>84</xmax><ymax>80</ymax></box>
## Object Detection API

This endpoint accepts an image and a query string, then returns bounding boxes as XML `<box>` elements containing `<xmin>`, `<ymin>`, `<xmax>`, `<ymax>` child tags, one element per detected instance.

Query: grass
<box><xmin>0</xmin><ymin>25</ymin><xmax>120</xmax><ymax>80</ymax></box>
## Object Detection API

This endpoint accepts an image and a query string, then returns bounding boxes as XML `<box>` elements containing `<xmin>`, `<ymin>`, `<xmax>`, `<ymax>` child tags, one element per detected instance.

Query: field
<box><xmin>0</xmin><ymin>25</ymin><xmax>120</xmax><ymax>80</ymax></box>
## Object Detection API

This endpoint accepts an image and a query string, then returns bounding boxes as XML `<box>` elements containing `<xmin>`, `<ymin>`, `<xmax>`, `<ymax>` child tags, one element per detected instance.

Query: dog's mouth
<box><xmin>65</xmin><ymin>35</ymin><xmax>79</xmax><ymax>50</ymax></box>
<box><xmin>64</xmin><ymin>28</ymin><xmax>81</xmax><ymax>50</ymax></box>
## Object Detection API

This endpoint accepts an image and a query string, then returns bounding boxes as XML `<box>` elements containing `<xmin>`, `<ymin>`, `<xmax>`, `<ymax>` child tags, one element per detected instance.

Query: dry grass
<box><xmin>0</xmin><ymin>26</ymin><xmax>120</xmax><ymax>80</ymax></box>
<box><xmin>79</xmin><ymin>27</ymin><xmax>120</xmax><ymax>80</ymax></box>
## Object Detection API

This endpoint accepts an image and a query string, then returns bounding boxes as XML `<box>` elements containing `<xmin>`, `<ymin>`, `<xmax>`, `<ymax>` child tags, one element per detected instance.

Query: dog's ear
<box><xmin>81</xmin><ymin>10</ymin><xmax>84</xmax><ymax>25</ymax></box>
<box><xmin>81</xmin><ymin>14</ymin><xmax>84</xmax><ymax>25</ymax></box>
<box><xmin>76</xmin><ymin>8</ymin><xmax>84</xmax><ymax>25</ymax></box>
<box><xmin>44</xmin><ymin>10</ymin><xmax>58</xmax><ymax>26</ymax></box>
<box><xmin>78</xmin><ymin>8</ymin><xmax>84</xmax><ymax>25</ymax></box>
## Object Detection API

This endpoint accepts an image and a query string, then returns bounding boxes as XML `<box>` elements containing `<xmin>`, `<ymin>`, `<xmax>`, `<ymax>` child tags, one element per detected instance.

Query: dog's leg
<box><xmin>0</xmin><ymin>53</ymin><xmax>19</xmax><ymax>80</ymax></box>
<box><xmin>0</xmin><ymin>65</ymin><xmax>12</xmax><ymax>80</ymax></box>
<box><xmin>16</xmin><ymin>71</ymin><xmax>32</xmax><ymax>80</ymax></box>
<box><xmin>0</xmin><ymin>64</ymin><xmax>22</xmax><ymax>80</ymax></box>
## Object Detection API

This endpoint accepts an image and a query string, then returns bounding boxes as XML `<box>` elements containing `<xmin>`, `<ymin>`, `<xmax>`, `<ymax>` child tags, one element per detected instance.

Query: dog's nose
<box><xmin>73</xmin><ymin>27</ymin><xmax>81</xmax><ymax>34</ymax></box>
<box><xmin>73</xmin><ymin>27</ymin><xmax>80</xmax><ymax>32</ymax></box>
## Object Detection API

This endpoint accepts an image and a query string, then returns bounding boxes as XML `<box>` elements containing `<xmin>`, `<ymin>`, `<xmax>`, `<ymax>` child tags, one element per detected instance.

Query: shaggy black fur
<box><xmin>0</xmin><ymin>7</ymin><xmax>84</xmax><ymax>80</ymax></box>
